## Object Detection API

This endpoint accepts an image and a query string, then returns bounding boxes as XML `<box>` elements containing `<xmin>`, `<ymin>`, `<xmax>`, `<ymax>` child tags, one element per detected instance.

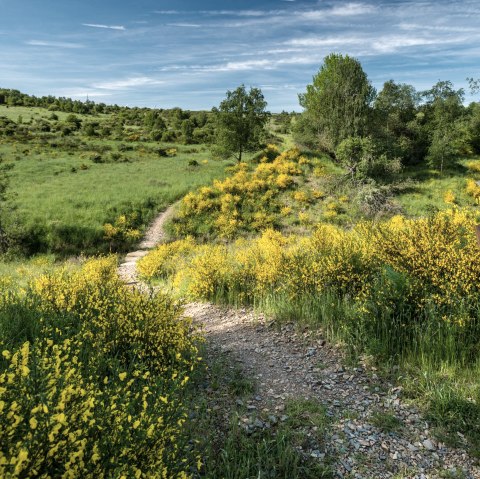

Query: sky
<box><xmin>1</xmin><ymin>0</ymin><xmax>479</xmax><ymax>111</ymax></box>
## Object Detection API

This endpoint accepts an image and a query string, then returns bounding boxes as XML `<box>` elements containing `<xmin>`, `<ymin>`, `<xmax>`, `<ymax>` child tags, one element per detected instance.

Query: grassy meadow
<box><xmin>1</xmin><ymin>105</ymin><xmax>229</xmax><ymax>254</ymax></box>
<box><xmin>2</xmin><ymin>82</ymin><xmax>480</xmax><ymax>477</ymax></box>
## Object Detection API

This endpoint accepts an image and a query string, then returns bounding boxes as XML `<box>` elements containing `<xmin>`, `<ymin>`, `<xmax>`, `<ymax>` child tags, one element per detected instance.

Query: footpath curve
<box><xmin>118</xmin><ymin>205</ymin><xmax>480</xmax><ymax>479</ymax></box>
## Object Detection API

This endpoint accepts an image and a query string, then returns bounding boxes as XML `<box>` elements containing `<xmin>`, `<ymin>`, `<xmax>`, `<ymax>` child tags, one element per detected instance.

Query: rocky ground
<box><xmin>187</xmin><ymin>302</ymin><xmax>479</xmax><ymax>479</ymax></box>
<box><xmin>119</xmin><ymin>208</ymin><xmax>480</xmax><ymax>479</ymax></box>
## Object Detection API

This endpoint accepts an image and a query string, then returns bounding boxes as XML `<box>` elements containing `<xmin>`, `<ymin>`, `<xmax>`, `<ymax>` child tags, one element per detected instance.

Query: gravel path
<box><xmin>119</xmin><ymin>207</ymin><xmax>480</xmax><ymax>479</ymax></box>
<box><xmin>187</xmin><ymin>302</ymin><xmax>480</xmax><ymax>479</ymax></box>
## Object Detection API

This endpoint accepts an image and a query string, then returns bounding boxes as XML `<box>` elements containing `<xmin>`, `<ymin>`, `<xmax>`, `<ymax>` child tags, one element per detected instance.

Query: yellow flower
<box><xmin>118</xmin><ymin>372</ymin><xmax>127</xmax><ymax>381</ymax></box>
<box><xmin>29</xmin><ymin>417</ymin><xmax>38</xmax><ymax>430</ymax></box>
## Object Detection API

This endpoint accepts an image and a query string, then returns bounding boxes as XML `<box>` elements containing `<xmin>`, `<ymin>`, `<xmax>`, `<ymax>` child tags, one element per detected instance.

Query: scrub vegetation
<box><xmin>1</xmin><ymin>54</ymin><xmax>480</xmax><ymax>476</ymax></box>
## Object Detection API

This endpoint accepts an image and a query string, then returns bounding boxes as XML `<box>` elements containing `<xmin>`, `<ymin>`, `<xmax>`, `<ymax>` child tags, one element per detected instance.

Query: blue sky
<box><xmin>1</xmin><ymin>0</ymin><xmax>479</xmax><ymax>111</ymax></box>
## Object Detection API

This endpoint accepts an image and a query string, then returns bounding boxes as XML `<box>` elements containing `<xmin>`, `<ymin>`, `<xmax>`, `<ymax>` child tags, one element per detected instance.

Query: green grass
<box><xmin>0</xmin><ymin>254</ymin><xmax>80</xmax><ymax>287</ymax></box>
<box><xmin>398</xmin><ymin>159</ymin><xmax>478</xmax><ymax>216</ymax></box>
<box><xmin>187</xmin><ymin>347</ymin><xmax>333</xmax><ymax>479</ymax></box>
<box><xmin>370</xmin><ymin>410</ymin><xmax>404</xmax><ymax>433</ymax></box>
<box><xmin>2</xmin><ymin>138</ymin><xmax>228</xmax><ymax>254</ymax></box>
<box><xmin>275</xmin><ymin>154</ymin><xmax>480</xmax><ymax>234</ymax></box>
<box><xmin>402</xmin><ymin>360</ymin><xmax>480</xmax><ymax>458</ymax></box>
<box><xmin>0</xmin><ymin>105</ymin><xmax>100</xmax><ymax>122</ymax></box>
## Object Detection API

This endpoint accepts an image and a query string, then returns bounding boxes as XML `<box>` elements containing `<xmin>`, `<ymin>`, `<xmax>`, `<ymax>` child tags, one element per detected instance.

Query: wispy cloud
<box><xmin>26</xmin><ymin>40</ymin><xmax>84</xmax><ymax>48</ymax></box>
<box><xmin>92</xmin><ymin>76</ymin><xmax>163</xmax><ymax>90</ymax></box>
<box><xmin>329</xmin><ymin>2</ymin><xmax>377</xmax><ymax>16</ymax></box>
<box><xmin>82</xmin><ymin>23</ymin><xmax>126</xmax><ymax>31</ymax></box>
<box><xmin>167</xmin><ymin>23</ymin><xmax>201</xmax><ymax>28</ymax></box>
<box><xmin>154</xmin><ymin>10</ymin><xmax>181</xmax><ymax>15</ymax></box>
<box><xmin>158</xmin><ymin>56</ymin><xmax>326</xmax><ymax>73</ymax></box>
<box><xmin>60</xmin><ymin>90</ymin><xmax>113</xmax><ymax>98</ymax></box>
<box><xmin>287</xmin><ymin>36</ymin><xmax>361</xmax><ymax>47</ymax></box>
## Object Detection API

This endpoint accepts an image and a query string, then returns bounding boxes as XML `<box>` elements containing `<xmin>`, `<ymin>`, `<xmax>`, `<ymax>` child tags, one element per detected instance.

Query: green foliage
<box><xmin>296</xmin><ymin>53</ymin><xmax>375</xmax><ymax>152</ymax></box>
<box><xmin>373</xmin><ymin>80</ymin><xmax>426</xmax><ymax>164</ymax></box>
<box><xmin>426</xmin><ymin>125</ymin><xmax>461</xmax><ymax>172</ymax></box>
<box><xmin>335</xmin><ymin>136</ymin><xmax>401</xmax><ymax>182</ymax></box>
<box><xmin>0</xmin><ymin>257</ymin><xmax>200</xmax><ymax>478</ymax></box>
<box><xmin>181</xmin><ymin>119</ymin><xmax>194</xmax><ymax>145</ymax></box>
<box><xmin>212</xmin><ymin>85</ymin><xmax>270</xmax><ymax>162</ymax></box>
<box><xmin>0</xmin><ymin>130</ymin><xmax>227</xmax><ymax>255</ymax></box>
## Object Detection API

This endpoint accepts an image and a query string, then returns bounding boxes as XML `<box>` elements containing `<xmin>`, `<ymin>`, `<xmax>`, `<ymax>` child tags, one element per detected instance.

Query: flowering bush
<box><xmin>443</xmin><ymin>190</ymin><xmax>456</xmax><ymax>204</ymax></box>
<box><xmin>142</xmin><ymin>209</ymin><xmax>480</xmax><ymax>315</ymax></box>
<box><xmin>466</xmin><ymin>178</ymin><xmax>480</xmax><ymax>203</ymax></box>
<box><xmin>103</xmin><ymin>214</ymin><xmax>141</xmax><ymax>250</ymax></box>
<box><xmin>367</xmin><ymin>208</ymin><xmax>480</xmax><ymax>307</ymax></box>
<box><xmin>170</xmin><ymin>148</ymin><xmax>305</xmax><ymax>239</ymax></box>
<box><xmin>0</xmin><ymin>257</ymin><xmax>200</xmax><ymax>478</ymax></box>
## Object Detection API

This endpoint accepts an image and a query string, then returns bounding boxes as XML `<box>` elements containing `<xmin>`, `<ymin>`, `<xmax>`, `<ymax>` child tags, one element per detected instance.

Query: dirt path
<box><xmin>188</xmin><ymin>302</ymin><xmax>480</xmax><ymax>479</ymax></box>
<box><xmin>119</xmin><ymin>207</ymin><xmax>480</xmax><ymax>479</ymax></box>
<box><xmin>117</xmin><ymin>203</ymin><xmax>176</xmax><ymax>285</ymax></box>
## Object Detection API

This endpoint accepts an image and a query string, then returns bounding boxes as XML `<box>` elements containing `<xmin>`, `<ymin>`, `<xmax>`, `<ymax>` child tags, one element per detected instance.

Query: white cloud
<box><xmin>26</xmin><ymin>40</ymin><xmax>84</xmax><ymax>48</ymax></box>
<box><xmin>167</xmin><ymin>23</ymin><xmax>201</xmax><ymax>28</ymax></box>
<box><xmin>398</xmin><ymin>22</ymin><xmax>477</xmax><ymax>33</ymax></box>
<box><xmin>82</xmin><ymin>23</ymin><xmax>126</xmax><ymax>31</ymax></box>
<box><xmin>329</xmin><ymin>2</ymin><xmax>376</xmax><ymax>16</ymax></box>
<box><xmin>158</xmin><ymin>55</ymin><xmax>325</xmax><ymax>74</ymax></box>
<box><xmin>201</xmin><ymin>10</ymin><xmax>270</xmax><ymax>16</ymax></box>
<box><xmin>370</xmin><ymin>34</ymin><xmax>467</xmax><ymax>53</ymax></box>
<box><xmin>154</xmin><ymin>10</ymin><xmax>181</xmax><ymax>14</ymax></box>
<box><xmin>287</xmin><ymin>36</ymin><xmax>361</xmax><ymax>47</ymax></box>
<box><xmin>60</xmin><ymin>90</ymin><xmax>113</xmax><ymax>98</ymax></box>
<box><xmin>92</xmin><ymin>76</ymin><xmax>164</xmax><ymax>90</ymax></box>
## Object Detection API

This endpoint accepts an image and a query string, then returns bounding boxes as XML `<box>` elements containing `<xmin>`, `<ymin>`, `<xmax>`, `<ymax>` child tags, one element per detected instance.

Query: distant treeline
<box><xmin>0</xmin><ymin>88</ymin><xmax>293</xmax><ymax>145</ymax></box>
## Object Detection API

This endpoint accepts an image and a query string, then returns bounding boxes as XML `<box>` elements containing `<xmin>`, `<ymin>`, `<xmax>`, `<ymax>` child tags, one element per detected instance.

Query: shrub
<box><xmin>103</xmin><ymin>214</ymin><xmax>141</xmax><ymax>251</ymax></box>
<box><xmin>444</xmin><ymin>190</ymin><xmax>456</xmax><ymax>204</ymax></box>
<box><xmin>0</xmin><ymin>257</ymin><xmax>201</xmax><ymax>478</ymax></box>
<box><xmin>171</xmin><ymin>148</ymin><xmax>305</xmax><ymax>239</ymax></box>
<box><xmin>466</xmin><ymin>178</ymin><xmax>480</xmax><ymax>203</ymax></box>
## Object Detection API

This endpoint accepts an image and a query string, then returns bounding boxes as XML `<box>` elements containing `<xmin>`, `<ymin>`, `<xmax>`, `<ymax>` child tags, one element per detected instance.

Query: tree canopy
<box><xmin>296</xmin><ymin>53</ymin><xmax>375</xmax><ymax>153</ymax></box>
<box><xmin>212</xmin><ymin>85</ymin><xmax>270</xmax><ymax>162</ymax></box>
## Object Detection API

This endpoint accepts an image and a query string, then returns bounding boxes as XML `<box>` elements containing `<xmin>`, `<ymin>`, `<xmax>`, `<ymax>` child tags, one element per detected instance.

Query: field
<box><xmin>0</xmin><ymin>105</ymin><xmax>229</xmax><ymax>254</ymax></box>
<box><xmin>2</xmin><ymin>88</ymin><xmax>480</xmax><ymax>478</ymax></box>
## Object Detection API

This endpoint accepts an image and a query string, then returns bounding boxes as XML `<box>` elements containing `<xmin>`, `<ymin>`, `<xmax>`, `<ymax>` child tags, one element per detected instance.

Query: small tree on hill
<box><xmin>212</xmin><ymin>85</ymin><xmax>270</xmax><ymax>162</ymax></box>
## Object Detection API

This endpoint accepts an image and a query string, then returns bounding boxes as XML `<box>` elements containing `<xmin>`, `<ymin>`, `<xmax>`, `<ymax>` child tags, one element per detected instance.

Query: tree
<box><xmin>336</xmin><ymin>136</ymin><xmax>402</xmax><ymax>182</ymax></box>
<box><xmin>373</xmin><ymin>80</ymin><xmax>423</xmax><ymax>163</ymax></box>
<box><xmin>467</xmin><ymin>77</ymin><xmax>480</xmax><ymax>95</ymax></box>
<box><xmin>296</xmin><ymin>53</ymin><xmax>375</xmax><ymax>153</ymax></box>
<box><xmin>423</xmin><ymin>81</ymin><xmax>466</xmax><ymax>172</ymax></box>
<box><xmin>181</xmin><ymin>119</ymin><xmax>194</xmax><ymax>145</ymax></box>
<box><xmin>212</xmin><ymin>85</ymin><xmax>270</xmax><ymax>162</ymax></box>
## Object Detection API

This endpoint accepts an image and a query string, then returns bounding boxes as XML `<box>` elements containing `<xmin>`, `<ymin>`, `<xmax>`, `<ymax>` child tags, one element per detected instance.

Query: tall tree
<box><xmin>373</xmin><ymin>80</ymin><xmax>425</xmax><ymax>163</ymax></box>
<box><xmin>423</xmin><ymin>81</ymin><xmax>466</xmax><ymax>172</ymax></box>
<box><xmin>296</xmin><ymin>53</ymin><xmax>376</xmax><ymax>153</ymax></box>
<box><xmin>212</xmin><ymin>85</ymin><xmax>270</xmax><ymax>162</ymax></box>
